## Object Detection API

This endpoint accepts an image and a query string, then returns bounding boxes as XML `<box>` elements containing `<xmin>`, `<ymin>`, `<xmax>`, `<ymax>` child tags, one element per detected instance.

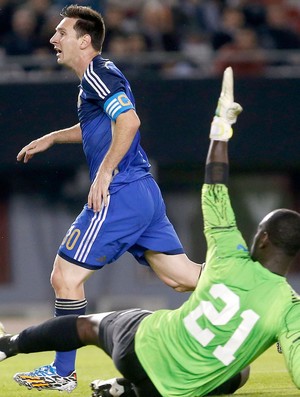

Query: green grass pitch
<box><xmin>0</xmin><ymin>344</ymin><xmax>298</xmax><ymax>396</ymax></box>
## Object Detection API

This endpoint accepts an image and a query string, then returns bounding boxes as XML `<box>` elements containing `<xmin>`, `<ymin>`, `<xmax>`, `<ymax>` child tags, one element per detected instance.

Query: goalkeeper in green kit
<box><xmin>1</xmin><ymin>67</ymin><xmax>300</xmax><ymax>397</ymax></box>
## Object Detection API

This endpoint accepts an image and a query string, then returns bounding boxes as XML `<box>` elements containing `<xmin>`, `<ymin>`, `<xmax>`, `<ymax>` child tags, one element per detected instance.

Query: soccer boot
<box><xmin>0</xmin><ymin>322</ymin><xmax>18</xmax><ymax>361</ymax></box>
<box><xmin>13</xmin><ymin>363</ymin><xmax>77</xmax><ymax>392</ymax></box>
<box><xmin>90</xmin><ymin>377</ymin><xmax>135</xmax><ymax>397</ymax></box>
<box><xmin>276</xmin><ymin>341</ymin><xmax>282</xmax><ymax>354</ymax></box>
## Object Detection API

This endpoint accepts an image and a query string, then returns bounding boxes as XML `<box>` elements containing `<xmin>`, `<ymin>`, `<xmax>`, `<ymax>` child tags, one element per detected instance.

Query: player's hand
<box><xmin>17</xmin><ymin>134</ymin><xmax>54</xmax><ymax>163</ymax></box>
<box><xmin>210</xmin><ymin>67</ymin><xmax>243</xmax><ymax>141</ymax></box>
<box><xmin>88</xmin><ymin>166</ymin><xmax>112</xmax><ymax>212</ymax></box>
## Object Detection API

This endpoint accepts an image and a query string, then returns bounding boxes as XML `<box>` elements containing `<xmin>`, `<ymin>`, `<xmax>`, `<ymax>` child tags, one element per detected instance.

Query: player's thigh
<box><xmin>145</xmin><ymin>251</ymin><xmax>200</xmax><ymax>290</ymax></box>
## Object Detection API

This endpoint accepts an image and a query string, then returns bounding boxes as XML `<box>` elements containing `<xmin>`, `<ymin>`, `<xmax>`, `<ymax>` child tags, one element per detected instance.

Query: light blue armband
<box><xmin>104</xmin><ymin>91</ymin><xmax>134</xmax><ymax>121</ymax></box>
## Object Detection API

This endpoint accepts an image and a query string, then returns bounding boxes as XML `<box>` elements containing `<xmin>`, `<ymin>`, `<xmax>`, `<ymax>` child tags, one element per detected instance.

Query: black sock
<box><xmin>17</xmin><ymin>315</ymin><xmax>83</xmax><ymax>354</ymax></box>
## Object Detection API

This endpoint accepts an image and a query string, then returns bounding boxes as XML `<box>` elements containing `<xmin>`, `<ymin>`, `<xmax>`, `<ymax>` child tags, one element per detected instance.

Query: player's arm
<box><xmin>17</xmin><ymin>123</ymin><xmax>82</xmax><ymax>163</ymax></box>
<box><xmin>202</xmin><ymin>67</ymin><xmax>242</xmax><ymax>227</ymax></box>
<box><xmin>88</xmin><ymin>88</ymin><xmax>140</xmax><ymax>211</ymax></box>
<box><xmin>88</xmin><ymin>108</ymin><xmax>140</xmax><ymax>211</ymax></box>
<box><xmin>279</xmin><ymin>304</ymin><xmax>300</xmax><ymax>389</ymax></box>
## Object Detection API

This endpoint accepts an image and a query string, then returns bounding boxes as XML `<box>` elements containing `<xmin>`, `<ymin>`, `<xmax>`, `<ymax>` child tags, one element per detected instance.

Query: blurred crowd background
<box><xmin>1</xmin><ymin>0</ymin><xmax>300</xmax><ymax>78</ymax></box>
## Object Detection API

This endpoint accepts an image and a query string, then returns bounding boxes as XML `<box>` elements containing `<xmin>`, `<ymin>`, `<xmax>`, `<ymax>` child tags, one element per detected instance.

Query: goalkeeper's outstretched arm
<box><xmin>205</xmin><ymin>67</ymin><xmax>242</xmax><ymax>185</ymax></box>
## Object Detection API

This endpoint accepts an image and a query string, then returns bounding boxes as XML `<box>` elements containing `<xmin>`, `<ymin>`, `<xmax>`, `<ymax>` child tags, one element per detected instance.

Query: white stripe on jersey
<box><xmin>84</xmin><ymin>62</ymin><xmax>111</xmax><ymax>99</ymax></box>
<box><xmin>106</xmin><ymin>98</ymin><xmax>122</xmax><ymax>118</ymax></box>
<box><xmin>74</xmin><ymin>196</ymin><xmax>110</xmax><ymax>262</ymax></box>
<box><xmin>85</xmin><ymin>67</ymin><xmax>105</xmax><ymax>99</ymax></box>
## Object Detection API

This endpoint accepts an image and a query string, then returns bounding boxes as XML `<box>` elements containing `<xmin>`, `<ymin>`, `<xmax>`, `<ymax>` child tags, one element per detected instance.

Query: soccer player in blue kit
<box><xmin>16</xmin><ymin>4</ymin><xmax>202</xmax><ymax>392</ymax></box>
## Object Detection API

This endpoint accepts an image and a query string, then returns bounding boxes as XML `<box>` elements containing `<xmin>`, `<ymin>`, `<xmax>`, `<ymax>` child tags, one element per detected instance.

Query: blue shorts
<box><xmin>58</xmin><ymin>176</ymin><xmax>184</xmax><ymax>270</ymax></box>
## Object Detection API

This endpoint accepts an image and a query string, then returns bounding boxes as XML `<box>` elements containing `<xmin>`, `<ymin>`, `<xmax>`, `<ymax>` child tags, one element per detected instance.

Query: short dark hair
<box><xmin>60</xmin><ymin>4</ymin><xmax>105</xmax><ymax>52</ymax></box>
<box><xmin>265</xmin><ymin>209</ymin><xmax>300</xmax><ymax>256</ymax></box>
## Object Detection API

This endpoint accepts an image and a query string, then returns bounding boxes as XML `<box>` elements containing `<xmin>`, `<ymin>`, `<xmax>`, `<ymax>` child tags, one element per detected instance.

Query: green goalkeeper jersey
<box><xmin>135</xmin><ymin>183</ymin><xmax>300</xmax><ymax>397</ymax></box>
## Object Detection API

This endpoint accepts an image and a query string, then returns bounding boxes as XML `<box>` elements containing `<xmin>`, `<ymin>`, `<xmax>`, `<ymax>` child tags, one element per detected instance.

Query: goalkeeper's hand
<box><xmin>210</xmin><ymin>67</ymin><xmax>243</xmax><ymax>141</ymax></box>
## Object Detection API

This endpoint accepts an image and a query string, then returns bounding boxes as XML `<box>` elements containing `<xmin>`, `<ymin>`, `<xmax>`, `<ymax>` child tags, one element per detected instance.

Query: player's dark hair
<box><xmin>265</xmin><ymin>209</ymin><xmax>300</xmax><ymax>256</ymax></box>
<box><xmin>60</xmin><ymin>5</ymin><xmax>105</xmax><ymax>52</ymax></box>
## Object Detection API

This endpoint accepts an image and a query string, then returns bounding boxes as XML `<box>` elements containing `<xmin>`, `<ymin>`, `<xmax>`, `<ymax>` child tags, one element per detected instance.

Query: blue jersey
<box><xmin>58</xmin><ymin>56</ymin><xmax>184</xmax><ymax>268</ymax></box>
<box><xmin>78</xmin><ymin>55</ymin><xmax>151</xmax><ymax>192</ymax></box>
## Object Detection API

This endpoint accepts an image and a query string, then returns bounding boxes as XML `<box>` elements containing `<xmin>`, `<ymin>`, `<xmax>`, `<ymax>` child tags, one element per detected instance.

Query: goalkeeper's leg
<box><xmin>205</xmin><ymin>366</ymin><xmax>250</xmax><ymax>396</ymax></box>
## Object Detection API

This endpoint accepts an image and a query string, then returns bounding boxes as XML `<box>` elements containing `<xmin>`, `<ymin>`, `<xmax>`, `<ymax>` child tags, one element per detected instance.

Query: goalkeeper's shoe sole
<box><xmin>90</xmin><ymin>379</ymin><xmax>113</xmax><ymax>397</ymax></box>
<box><xmin>13</xmin><ymin>363</ymin><xmax>77</xmax><ymax>392</ymax></box>
<box><xmin>0</xmin><ymin>322</ymin><xmax>14</xmax><ymax>361</ymax></box>
<box><xmin>90</xmin><ymin>377</ymin><xmax>133</xmax><ymax>397</ymax></box>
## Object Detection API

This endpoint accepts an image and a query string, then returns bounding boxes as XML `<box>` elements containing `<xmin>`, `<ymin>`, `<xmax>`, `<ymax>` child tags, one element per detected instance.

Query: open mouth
<box><xmin>54</xmin><ymin>47</ymin><xmax>62</xmax><ymax>56</ymax></box>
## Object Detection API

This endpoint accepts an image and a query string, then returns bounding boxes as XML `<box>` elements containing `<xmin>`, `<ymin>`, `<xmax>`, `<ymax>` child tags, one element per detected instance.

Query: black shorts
<box><xmin>98</xmin><ymin>308</ymin><xmax>161</xmax><ymax>397</ymax></box>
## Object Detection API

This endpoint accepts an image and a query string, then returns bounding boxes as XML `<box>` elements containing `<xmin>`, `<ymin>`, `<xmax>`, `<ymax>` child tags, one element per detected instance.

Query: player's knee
<box><xmin>50</xmin><ymin>267</ymin><xmax>60</xmax><ymax>290</ymax></box>
<box><xmin>158</xmin><ymin>275</ymin><xmax>197</xmax><ymax>292</ymax></box>
<box><xmin>50</xmin><ymin>269</ymin><xmax>73</xmax><ymax>295</ymax></box>
<box><xmin>163</xmin><ymin>277</ymin><xmax>197</xmax><ymax>292</ymax></box>
<box><xmin>239</xmin><ymin>366</ymin><xmax>250</xmax><ymax>389</ymax></box>
<box><xmin>206</xmin><ymin>366</ymin><xmax>250</xmax><ymax>396</ymax></box>
<box><xmin>50</xmin><ymin>267</ymin><xmax>67</xmax><ymax>292</ymax></box>
<box><xmin>157</xmin><ymin>276</ymin><xmax>184</xmax><ymax>292</ymax></box>
<box><xmin>50</xmin><ymin>265</ymin><xmax>85</xmax><ymax>295</ymax></box>
<box><xmin>76</xmin><ymin>315</ymin><xmax>99</xmax><ymax>345</ymax></box>
<box><xmin>173</xmin><ymin>284</ymin><xmax>192</xmax><ymax>292</ymax></box>
<box><xmin>170</xmin><ymin>272</ymin><xmax>200</xmax><ymax>292</ymax></box>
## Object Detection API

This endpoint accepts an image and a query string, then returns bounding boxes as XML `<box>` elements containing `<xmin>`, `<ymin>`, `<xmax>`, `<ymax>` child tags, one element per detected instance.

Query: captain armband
<box><xmin>104</xmin><ymin>91</ymin><xmax>134</xmax><ymax>121</ymax></box>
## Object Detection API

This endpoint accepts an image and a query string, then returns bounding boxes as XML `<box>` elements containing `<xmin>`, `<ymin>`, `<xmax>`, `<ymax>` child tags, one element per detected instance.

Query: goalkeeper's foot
<box><xmin>90</xmin><ymin>377</ymin><xmax>135</xmax><ymax>397</ymax></box>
